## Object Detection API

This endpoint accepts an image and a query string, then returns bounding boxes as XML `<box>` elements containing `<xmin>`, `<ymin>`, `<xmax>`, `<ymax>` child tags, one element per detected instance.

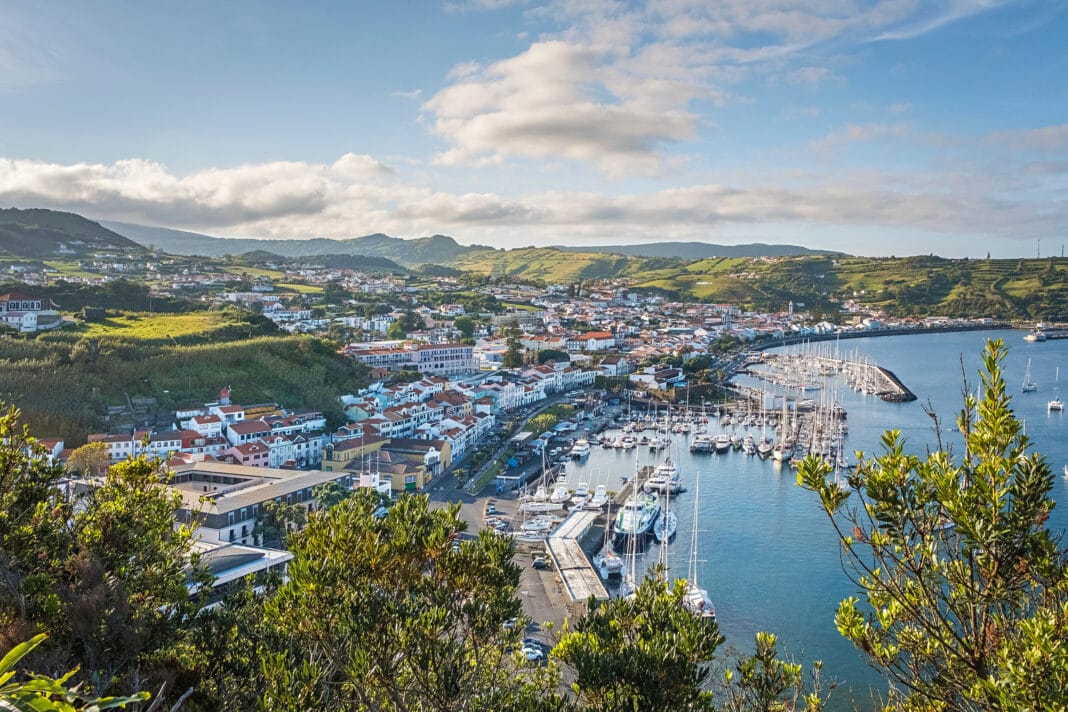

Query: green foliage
<box><xmin>554</xmin><ymin>575</ymin><xmax>724</xmax><ymax>711</ymax></box>
<box><xmin>503</xmin><ymin>321</ymin><xmax>524</xmax><ymax>368</ymax></box>
<box><xmin>537</xmin><ymin>348</ymin><xmax>569</xmax><ymax>364</ymax></box>
<box><xmin>721</xmin><ymin>632</ymin><xmax>831</xmax><ymax>712</ymax></box>
<box><xmin>797</xmin><ymin>339</ymin><xmax>1068</xmax><ymax>711</ymax></box>
<box><xmin>253</xmin><ymin>500</ymin><xmax>307</xmax><ymax>548</ymax></box>
<box><xmin>454</xmin><ymin>315</ymin><xmax>476</xmax><ymax>338</ymax></box>
<box><xmin>0</xmin><ymin>406</ymin><xmax>202</xmax><ymax>707</ymax></box>
<box><xmin>260</xmin><ymin>492</ymin><xmax>557</xmax><ymax>711</ymax></box>
<box><xmin>0</xmin><ymin>634</ymin><xmax>149</xmax><ymax>711</ymax></box>
<box><xmin>0</xmin><ymin>333</ymin><xmax>368</xmax><ymax>441</ymax></box>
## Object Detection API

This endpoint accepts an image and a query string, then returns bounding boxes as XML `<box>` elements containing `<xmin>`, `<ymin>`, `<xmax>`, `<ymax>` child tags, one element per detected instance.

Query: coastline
<box><xmin>752</xmin><ymin>322</ymin><xmax>1012</xmax><ymax>352</ymax></box>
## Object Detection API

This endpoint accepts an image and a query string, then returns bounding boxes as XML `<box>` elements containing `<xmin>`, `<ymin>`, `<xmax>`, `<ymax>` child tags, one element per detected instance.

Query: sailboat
<box><xmin>1049</xmin><ymin>366</ymin><xmax>1064</xmax><ymax>412</ymax></box>
<box><xmin>683</xmin><ymin>449</ymin><xmax>715</xmax><ymax>619</ymax></box>
<box><xmin>593</xmin><ymin>499</ymin><xmax>624</xmax><ymax>579</ymax></box>
<box><xmin>1022</xmin><ymin>358</ymin><xmax>1038</xmax><ymax>393</ymax></box>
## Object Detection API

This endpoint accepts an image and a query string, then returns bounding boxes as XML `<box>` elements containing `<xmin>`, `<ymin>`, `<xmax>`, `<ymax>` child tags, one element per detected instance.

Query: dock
<box><xmin>546</xmin><ymin>509</ymin><xmax>608</xmax><ymax>603</ymax></box>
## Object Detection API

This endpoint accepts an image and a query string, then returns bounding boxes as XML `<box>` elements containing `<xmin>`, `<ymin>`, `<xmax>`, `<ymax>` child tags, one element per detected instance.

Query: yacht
<box><xmin>1049</xmin><ymin>393</ymin><xmax>1064</xmax><ymax>412</ymax></box>
<box><xmin>683</xmin><ymin>442</ymin><xmax>715</xmax><ymax>620</ymax></box>
<box><xmin>648</xmin><ymin>435</ymin><xmax>668</xmax><ymax>451</ymax></box>
<box><xmin>713</xmin><ymin>432</ymin><xmax>731</xmax><ymax>453</ymax></box>
<box><xmin>569</xmin><ymin>439</ymin><xmax>591</xmax><ymax>459</ymax></box>
<box><xmin>756</xmin><ymin>437</ymin><xmax>775</xmax><ymax>458</ymax></box>
<box><xmin>652</xmin><ymin>507</ymin><xmax>677</xmax><ymax>543</ymax></box>
<box><xmin>594</xmin><ymin>547</ymin><xmax>624</xmax><ymax>579</ymax></box>
<box><xmin>549</xmin><ymin>480</ymin><xmax>571</xmax><ymax>504</ymax></box>
<box><xmin>1024</xmin><ymin>330</ymin><xmax>1048</xmax><ymax>342</ymax></box>
<box><xmin>614</xmin><ymin>491</ymin><xmax>660</xmax><ymax>542</ymax></box>
<box><xmin>771</xmin><ymin>442</ymin><xmax>793</xmax><ymax>463</ymax></box>
<box><xmin>518</xmin><ymin>499</ymin><xmax>565</xmax><ymax>514</ymax></box>
<box><xmin>570</xmin><ymin>482</ymin><xmax>591</xmax><ymax>508</ymax></box>
<box><xmin>1022</xmin><ymin>358</ymin><xmax>1038</xmax><ymax>393</ymax></box>
<box><xmin>690</xmin><ymin>433</ymin><xmax>713</xmax><ymax>453</ymax></box>
<box><xmin>584</xmin><ymin>483</ymin><xmax>609</xmax><ymax>510</ymax></box>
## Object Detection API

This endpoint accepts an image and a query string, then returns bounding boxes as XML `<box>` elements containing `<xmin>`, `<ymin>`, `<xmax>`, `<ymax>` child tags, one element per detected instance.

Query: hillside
<box><xmin>0</xmin><ymin>208</ymin><xmax>145</xmax><ymax>258</ymax></box>
<box><xmin>449</xmin><ymin>246</ymin><xmax>683</xmax><ymax>282</ymax></box>
<box><xmin>104</xmin><ymin>220</ymin><xmax>486</xmax><ymax>266</ymax></box>
<box><xmin>633</xmin><ymin>255</ymin><xmax>1068</xmax><ymax>320</ymax></box>
<box><xmin>0</xmin><ymin>328</ymin><xmax>369</xmax><ymax>443</ymax></box>
<box><xmin>554</xmin><ymin>241</ymin><xmax>842</xmax><ymax>259</ymax></box>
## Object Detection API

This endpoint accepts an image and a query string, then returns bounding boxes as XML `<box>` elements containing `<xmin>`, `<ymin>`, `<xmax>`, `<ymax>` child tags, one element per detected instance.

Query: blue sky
<box><xmin>1</xmin><ymin>0</ymin><xmax>1066</xmax><ymax>257</ymax></box>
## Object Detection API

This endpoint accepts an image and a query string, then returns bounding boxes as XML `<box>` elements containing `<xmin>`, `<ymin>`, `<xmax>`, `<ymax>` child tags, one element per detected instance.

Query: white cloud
<box><xmin>810</xmin><ymin>122</ymin><xmax>913</xmax><ymax>151</ymax></box>
<box><xmin>1</xmin><ymin>154</ymin><xmax>1064</xmax><ymax>248</ymax></box>
<box><xmin>986</xmin><ymin>124</ymin><xmax>1068</xmax><ymax>154</ymax></box>
<box><xmin>390</xmin><ymin>89</ymin><xmax>423</xmax><ymax>100</ymax></box>
<box><xmin>420</xmin><ymin>1</ymin><xmax>1008</xmax><ymax>175</ymax></box>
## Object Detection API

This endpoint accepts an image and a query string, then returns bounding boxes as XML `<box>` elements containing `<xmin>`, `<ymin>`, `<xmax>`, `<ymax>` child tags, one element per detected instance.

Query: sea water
<box><xmin>560</xmin><ymin>329</ymin><xmax>1068</xmax><ymax>709</ymax></box>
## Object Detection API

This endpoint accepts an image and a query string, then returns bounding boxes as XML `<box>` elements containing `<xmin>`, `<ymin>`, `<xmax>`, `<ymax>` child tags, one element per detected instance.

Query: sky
<box><xmin>1</xmin><ymin>0</ymin><xmax>1067</xmax><ymax>257</ymax></box>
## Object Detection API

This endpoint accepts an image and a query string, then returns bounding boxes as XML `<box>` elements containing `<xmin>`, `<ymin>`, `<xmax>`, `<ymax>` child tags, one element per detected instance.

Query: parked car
<box><xmin>521</xmin><ymin>642</ymin><xmax>544</xmax><ymax>663</ymax></box>
<box><xmin>532</xmin><ymin>556</ymin><xmax>549</xmax><ymax>570</ymax></box>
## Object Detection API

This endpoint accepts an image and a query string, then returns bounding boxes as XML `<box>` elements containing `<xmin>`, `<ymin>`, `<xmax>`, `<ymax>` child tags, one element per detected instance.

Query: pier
<box><xmin>546</xmin><ymin>509</ymin><xmax>609</xmax><ymax>603</ymax></box>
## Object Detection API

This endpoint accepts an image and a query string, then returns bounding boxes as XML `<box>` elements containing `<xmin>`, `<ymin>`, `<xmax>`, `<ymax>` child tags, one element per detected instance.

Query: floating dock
<box><xmin>546</xmin><ymin>509</ymin><xmax>608</xmax><ymax>602</ymax></box>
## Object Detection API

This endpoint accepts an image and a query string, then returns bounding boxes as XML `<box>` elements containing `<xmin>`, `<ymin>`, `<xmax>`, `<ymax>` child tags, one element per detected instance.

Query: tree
<box><xmin>798</xmin><ymin>339</ymin><xmax>1068</xmax><ymax>711</ymax></box>
<box><xmin>503</xmin><ymin>321</ymin><xmax>524</xmax><ymax>369</ymax></box>
<box><xmin>553</xmin><ymin>574</ymin><xmax>724</xmax><ymax>711</ymax></box>
<box><xmin>66</xmin><ymin>441</ymin><xmax>111</xmax><ymax>476</ymax></box>
<box><xmin>260</xmin><ymin>492</ymin><xmax>558</xmax><ymax>710</ymax></box>
<box><xmin>0</xmin><ymin>407</ymin><xmax>201</xmax><ymax>707</ymax></box>
<box><xmin>454</xmin><ymin>315</ymin><xmax>476</xmax><ymax>339</ymax></box>
<box><xmin>253</xmin><ymin>499</ymin><xmax>307</xmax><ymax>548</ymax></box>
<box><xmin>0</xmin><ymin>634</ymin><xmax>148</xmax><ymax>711</ymax></box>
<box><xmin>537</xmin><ymin>349</ymin><xmax>568</xmax><ymax>365</ymax></box>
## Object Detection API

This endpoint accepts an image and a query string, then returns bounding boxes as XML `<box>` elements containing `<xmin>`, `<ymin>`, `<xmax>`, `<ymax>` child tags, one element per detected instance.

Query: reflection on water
<box><xmin>556</xmin><ymin>329</ymin><xmax>1068</xmax><ymax>710</ymax></box>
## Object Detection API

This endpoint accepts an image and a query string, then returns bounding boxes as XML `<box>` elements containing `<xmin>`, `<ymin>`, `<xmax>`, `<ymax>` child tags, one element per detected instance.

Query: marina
<box><xmin>537</xmin><ymin>328</ymin><xmax>1068</xmax><ymax>710</ymax></box>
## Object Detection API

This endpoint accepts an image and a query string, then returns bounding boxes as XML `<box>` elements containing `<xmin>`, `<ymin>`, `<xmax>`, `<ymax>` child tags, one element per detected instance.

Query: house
<box><xmin>380</xmin><ymin>438</ymin><xmax>452</xmax><ymax>492</ymax></box>
<box><xmin>321</xmin><ymin>434</ymin><xmax>389</xmax><ymax>472</ymax></box>
<box><xmin>170</xmin><ymin>462</ymin><xmax>369</xmax><ymax>545</ymax></box>
<box><xmin>597</xmin><ymin>354</ymin><xmax>633</xmax><ymax>377</ymax></box>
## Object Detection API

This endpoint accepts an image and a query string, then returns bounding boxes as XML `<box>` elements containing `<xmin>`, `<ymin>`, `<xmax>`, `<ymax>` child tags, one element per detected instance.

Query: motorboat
<box><xmin>570</xmin><ymin>482</ymin><xmax>591</xmax><ymax>508</ymax></box>
<box><xmin>520</xmin><ymin>517</ymin><xmax>555</xmax><ymax>533</ymax></box>
<box><xmin>584</xmin><ymin>484</ymin><xmax>609</xmax><ymax>510</ymax></box>
<box><xmin>519</xmin><ymin>500</ymin><xmax>565</xmax><ymax>513</ymax></box>
<box><xmin>756</xmin><ymin>437</ymin><xmax>775</xmax><ymax>458</ymax></box>
<box><xmin>569</xmin><ymin>439</ymin><xmax>591</xmax><ymax>459</ymax></box>
<box><xmin>690</xmin><ymin>433</ymin><xmax>713</xmax><ymax>453</ymax></box>
<box><xmin>614</xmin><ymin>492</ymin><xmax>660</xmax><ymax>540</ymax></box>
<box><xmin>644</xmin><ymin>458</ymin><xmax>683</xmax><ymax>494</ymax></box>
<box><xmin>549</xmin><ymin>481</ymin><xmax>571</xmax><ymax>504</ymax></box>
<box><xmin>594</xmin><ymin>547</ymin><xmax>624</xmax><ymax>579</ymax></box>
<box><xmin>713</xmin><ymin>433</ymin><xmax>731</xmax><ymax>453</ymax></box>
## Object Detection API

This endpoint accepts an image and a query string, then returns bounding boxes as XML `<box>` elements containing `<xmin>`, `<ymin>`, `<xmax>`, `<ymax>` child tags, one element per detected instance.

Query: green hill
<box><xmin>0</xmin><ymin>328</ymin><xmax>369</xmax><ymax>443</ymax></box>
<box><xmin>554</xmin><ymin>241</ymin><xmax>842</xmax><ymax>259</ymax></box>
<box><xmin>632</xmin><ymin>255</ymin><xmax>1068</xmax><ymax>319</ymax></box>
<box><xmin>104</xmin><ymin>220</ymin><xmax>486</xmax><ymax>266</ymax></box>
<box><xmin>0</xmin><ymin>208</ymin><xmax>145</xmax><ymax>258</ymax></box>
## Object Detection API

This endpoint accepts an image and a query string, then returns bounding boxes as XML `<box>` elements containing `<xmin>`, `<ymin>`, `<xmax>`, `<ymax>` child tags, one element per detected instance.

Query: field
<box><xmin>76</xmin><ymin>312</ymin><xmax>219</xmax><ymax>341</ymax></box>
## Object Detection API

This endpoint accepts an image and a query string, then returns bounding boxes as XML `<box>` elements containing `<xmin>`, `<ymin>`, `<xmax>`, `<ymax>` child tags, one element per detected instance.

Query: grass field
<box><xmin>76</xmin><ymin>312</ymin><xmax>219</xmax><ymax>340</ymax></box>
<box><xmin>276</xmin><ymin>282</ymin><xmax>324</xmax><ymax>294</ymax></box>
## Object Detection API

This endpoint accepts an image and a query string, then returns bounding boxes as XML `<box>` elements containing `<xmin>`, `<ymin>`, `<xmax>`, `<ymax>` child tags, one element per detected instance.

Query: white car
<box><xmin>521</xmin><ymin>643</ymin><xmax>544</xmax><ymax>663</ymax></box>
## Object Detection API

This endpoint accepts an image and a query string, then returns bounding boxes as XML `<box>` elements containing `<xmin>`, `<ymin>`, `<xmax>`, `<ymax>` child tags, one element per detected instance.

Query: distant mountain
<box><xmin>103</xmin><ymin>220</ymin><xmax>485</xmax><ymax>266</ymax></box>
<box><xmin>0</xmin><ymin>208</ymin><xmax>145</xmax><ymax>258</ymax></box>
<box><xmin>554</xmin><ymin>242</ymin><xmax>843</xmax><ymax>259</ymax></box>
